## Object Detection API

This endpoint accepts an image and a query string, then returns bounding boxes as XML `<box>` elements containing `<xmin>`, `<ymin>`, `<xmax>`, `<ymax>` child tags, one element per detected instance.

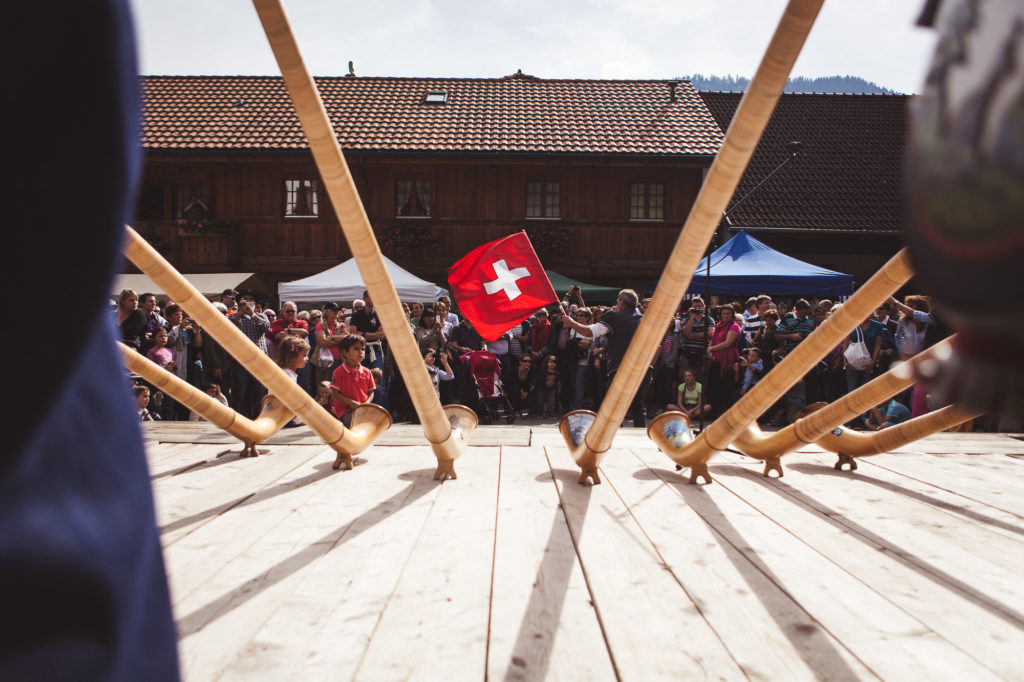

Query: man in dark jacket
<box><xmin>559</xmin><ymin>289</ymin><xmax>651</xmax><ymax>426</ymax></box>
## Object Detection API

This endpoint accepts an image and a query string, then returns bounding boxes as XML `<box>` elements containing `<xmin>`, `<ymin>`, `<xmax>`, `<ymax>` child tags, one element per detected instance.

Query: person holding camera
<box><xmin>680</xmin><ymin>297</ymin><xmax>709</xmax><ymax>374</ymax></box>
<box><xmin>563</xmin><ymin>284</ymin><xmax>585</xmax><ymax>309</ymax></box>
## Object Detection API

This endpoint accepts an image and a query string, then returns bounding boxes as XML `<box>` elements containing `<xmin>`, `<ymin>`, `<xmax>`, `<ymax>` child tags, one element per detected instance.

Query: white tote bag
<box><xmin>843</xmin><ymin>327</ymin><xmax>873</xmax><ymax>371</ymax></box>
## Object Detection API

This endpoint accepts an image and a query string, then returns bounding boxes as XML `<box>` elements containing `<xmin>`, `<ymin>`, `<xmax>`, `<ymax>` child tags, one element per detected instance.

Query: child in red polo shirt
<box><xmin>330</xmin><ymin>334</ymin><xmax>376</xmax><ymax>430</ymax></box>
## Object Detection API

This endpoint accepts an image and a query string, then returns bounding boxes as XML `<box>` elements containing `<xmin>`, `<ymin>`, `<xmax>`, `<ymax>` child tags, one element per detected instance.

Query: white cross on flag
<box><xmin>448</xmin><ymin>231</ymin><xmax>559</xmax><ymax>341</ymax></box>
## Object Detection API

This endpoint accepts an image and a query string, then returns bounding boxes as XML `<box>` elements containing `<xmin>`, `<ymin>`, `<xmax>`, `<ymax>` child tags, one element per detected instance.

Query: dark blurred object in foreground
<box><xmin>906</xmin><ymin>0</ymin><xmax>1024</xmax><ymax>421</ymax></box>
<box><xmin>0</xmin><ymin>1</ymin><xmax>180</xmax><ymax>679</ymax></box>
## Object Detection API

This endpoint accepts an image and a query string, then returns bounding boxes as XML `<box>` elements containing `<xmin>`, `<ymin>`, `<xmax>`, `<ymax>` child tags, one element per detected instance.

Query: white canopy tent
<box><xmin>277</xmin><ymin>256</ymin><xmax>448</xmax><ymax>303</ymax></box>
<box><xmin>113</xmin><ymin>273</ymin><xmax>257</xmax><ymax>298</ymax></box>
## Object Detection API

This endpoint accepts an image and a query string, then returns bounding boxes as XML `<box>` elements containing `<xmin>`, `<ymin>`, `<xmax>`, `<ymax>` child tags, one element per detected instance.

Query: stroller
<box><xmin>461</xmin><ymin>349</ymin><xmax>516</xmax><ymax>424</ymax></box>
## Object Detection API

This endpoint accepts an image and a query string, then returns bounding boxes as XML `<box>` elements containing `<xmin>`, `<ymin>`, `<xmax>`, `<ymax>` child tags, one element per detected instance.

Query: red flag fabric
<box><xmin>447</xmin><ymin>231</ymin><xmax>559</xmax><ymax>341</ymax></box>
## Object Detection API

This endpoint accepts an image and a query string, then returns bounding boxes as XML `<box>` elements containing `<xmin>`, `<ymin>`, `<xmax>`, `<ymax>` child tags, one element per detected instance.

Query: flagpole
<box><xmin>559</xmin><ymin>0</ymin><xmax>826</xmax><ymax>484</ymax></box>
<box><xmin>252</xmin><ymin>0</ymin><xmax>476</xmax><ymax>479</ymax></box>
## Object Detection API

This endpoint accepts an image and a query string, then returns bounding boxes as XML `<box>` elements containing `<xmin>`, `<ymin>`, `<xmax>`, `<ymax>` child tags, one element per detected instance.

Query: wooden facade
<box><xmin>135</xmin><ymin>77</ymin><xmax>916</xmax><ymax>300</ymax></box>
<box><xmin>132</xmin><ymin>151</ymin><xmax>711</xmax><ymax>296</ymax></box>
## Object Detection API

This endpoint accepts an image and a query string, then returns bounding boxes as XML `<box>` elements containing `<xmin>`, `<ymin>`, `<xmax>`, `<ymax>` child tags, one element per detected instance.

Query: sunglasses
<box><xmin>283</xmin><ymin>310</ymin><xmax>296</xmax><ymax>314</ymax></box>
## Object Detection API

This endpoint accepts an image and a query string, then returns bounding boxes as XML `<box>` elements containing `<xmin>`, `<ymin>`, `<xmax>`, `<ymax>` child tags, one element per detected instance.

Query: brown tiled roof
<box><xmin>141</xmin><ymin>73</ymin><xmax>723</xmax><ymax>155</ymax></box>
<box><xmin>699</xmin><ymin>92</ymin><xmax>909</xmax><ymax>233</ymax></box>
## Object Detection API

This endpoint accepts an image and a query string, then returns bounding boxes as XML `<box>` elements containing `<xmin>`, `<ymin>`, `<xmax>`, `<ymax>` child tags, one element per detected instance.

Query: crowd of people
<box><xmin>119</xmin><ymin>284</ymin><xmax>950</xmax><ymax>432</ymax></box>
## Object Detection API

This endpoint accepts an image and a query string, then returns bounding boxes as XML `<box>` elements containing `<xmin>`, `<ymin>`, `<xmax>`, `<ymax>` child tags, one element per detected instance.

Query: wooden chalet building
<box><xmin>134</xmin><ymin>72</ymin><xmax>721</xmax><ymax>294</ymax></box>
<box><xmin>134</xmin><ymin>74</ymin><xmax>911</xmax><ymax>297</ymax></box>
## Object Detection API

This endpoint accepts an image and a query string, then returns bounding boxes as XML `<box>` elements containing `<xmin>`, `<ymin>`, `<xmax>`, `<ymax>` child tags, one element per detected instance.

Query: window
<box><xmin>425</xmin><ymin>90</ymin><xmax>448</xmax><ymax>104</ymax></box>
<box><xmin>395</xmin><ymin>180</ymin><xmax>431</xmax><ymax>217</ymax></box>
<box><xmin>284</xmin><ymin>179</ymin><xmax>320</xmax><ymax>217</ymax></box>
<box><xmin>630</xmin><ymin>183</ymin><xmax>664</xmax><ymax>220</ymax></box>
<box><xmin>526</xmin><ymin>181</ymin><xmax>560</xmax><ymax>218</ymax></box>
<box><xmin>175</xmin><ymin>183</ymin><xmax>210</xmax><ymax>219</ymax></box>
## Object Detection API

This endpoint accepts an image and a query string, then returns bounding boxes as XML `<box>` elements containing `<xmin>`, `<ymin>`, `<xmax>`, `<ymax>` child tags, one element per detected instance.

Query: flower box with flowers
<box><xmin>523</xmin><ymin>225</ymin><xmax>571</xmax><ymax>255</ymax></box>
<box><xmin>137</xmin><ymin>226</ymin><xmax>171</xmax><ymax>257</ymax></box>
<box><xmin>380</xmin><ymin>223</ymin><xmax>438</xmax><ymax>254</ymax></box>
<box><xmin>176</xmin><ymin>217</ymin><xmax>235</xmax><ymax>237</ymax></box>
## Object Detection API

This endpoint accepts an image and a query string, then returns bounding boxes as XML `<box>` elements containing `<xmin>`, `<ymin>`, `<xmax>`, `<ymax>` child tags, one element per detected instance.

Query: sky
<box><xmin>132</xmin><ymin>0</ymin><xmax>937</xmax><ymax>94</ymax></box>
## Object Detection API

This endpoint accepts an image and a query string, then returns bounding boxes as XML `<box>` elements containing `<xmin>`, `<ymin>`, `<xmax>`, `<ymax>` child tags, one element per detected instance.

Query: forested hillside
<box><xmin>683</xmin><ymin>73</ymin><xmax>897</xmax><ymax>94</ymax></box>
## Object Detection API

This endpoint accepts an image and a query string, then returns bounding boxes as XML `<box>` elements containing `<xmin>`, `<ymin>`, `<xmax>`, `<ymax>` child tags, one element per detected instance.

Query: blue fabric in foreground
<box><xmin>0</xmin><ymin>319</ymin><xmax>180</xmax><ymax>681</ymax></box>
<box><xmin>0</xmin><ymin>0</ymin><xmax>180</xmax><ymax>678</ymax></box>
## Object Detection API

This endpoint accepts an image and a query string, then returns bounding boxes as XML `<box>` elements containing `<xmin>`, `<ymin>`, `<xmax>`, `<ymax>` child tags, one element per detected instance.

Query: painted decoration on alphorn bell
<box><xmin>662</xmin><ymin>418</ymin><xmax>693</xmax><ymax>450</ymax></box>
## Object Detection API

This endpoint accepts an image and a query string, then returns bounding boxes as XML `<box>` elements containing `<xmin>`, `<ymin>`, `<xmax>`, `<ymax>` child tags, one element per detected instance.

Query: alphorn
<box><xmin>558</xmin><ymin>0</ymin><xmax>827</xmax><ymax>484</ymax></box>
<box><xmin>123</xmin><ymin>226</ymin><xmax>390</xmax><ymax>469</ymax></box>
<box><xmin>121</xmin><ymin>342</ymin><xmax>392</xmax><ymax>458</ymax></box>
<box><xmin>649</xmin><ymin>249</ymin><xmax>912</xmax><ymax>482</ymax></box>
<box><xmin>126</xmin><ymin>342</ymin><xmax>287</xmax><ymax>455</ymax></box>
<box><xmin>251</xmin><ymin>0</ymin><xmax>475</xmax><ymax>479</ymax></box>
<box><xmin>813</xmin><ymin>404</ymin><xmax>982</xmax><ymax>470</ymax></box>
<box><xmin>659</xmin><ymin>338</ymin><xmax>953</xmax><ymax>476</ymax></box>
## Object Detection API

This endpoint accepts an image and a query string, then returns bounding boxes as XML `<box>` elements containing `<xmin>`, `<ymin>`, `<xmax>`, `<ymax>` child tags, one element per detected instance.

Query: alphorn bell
<box><xmin>558</xmin><ymin>0</ymin><xmax>827</xmax><ymax>483</ymax></box>
<box><xmin>251</xmin><ymin>0</ymin><xmax>475</xmax><ymax>479</ymax></box>
<box><xmin>123</xmin><ymin>226</ymin><xmax>391</xmax><ymax>469</ymax></box>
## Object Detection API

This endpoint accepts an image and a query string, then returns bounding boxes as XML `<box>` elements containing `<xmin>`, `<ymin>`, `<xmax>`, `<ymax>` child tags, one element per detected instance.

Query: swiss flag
<box><xmin>448</xmin><ymin>231</ymin><xmax>559</xmax><ymax>341</ymax></box>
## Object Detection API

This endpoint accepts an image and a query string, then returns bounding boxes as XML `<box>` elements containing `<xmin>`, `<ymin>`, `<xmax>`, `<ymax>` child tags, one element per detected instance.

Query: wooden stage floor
<box><xmin>143</xmin><ymin>422</ymin><xmax>1024</xmax><ymax>681</ymax></box>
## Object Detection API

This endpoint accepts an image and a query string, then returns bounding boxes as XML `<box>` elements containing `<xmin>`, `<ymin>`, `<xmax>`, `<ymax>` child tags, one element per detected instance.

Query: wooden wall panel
<box><xmin>136</xmin><ymin>153</ymin><xmax>708</xmax><ymax>282</ymax></box>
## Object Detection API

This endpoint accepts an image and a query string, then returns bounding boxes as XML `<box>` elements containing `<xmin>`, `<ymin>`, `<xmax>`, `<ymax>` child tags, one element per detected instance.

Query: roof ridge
<box><xmin>699</xmin><ymin>90</ymin><xmax>909</xmax><ymax>98</ymax></box>
<box><xmin>140</xmin><ymin>74</ymin><xmax>697</xmax><ymax>85</ymax></box>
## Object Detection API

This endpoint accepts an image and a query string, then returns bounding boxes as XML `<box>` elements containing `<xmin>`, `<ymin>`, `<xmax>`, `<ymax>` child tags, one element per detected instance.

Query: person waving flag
<box><xmin>448</xmin><ymin>231</ymin><xmax>559</xmax><ymax>341</ymax></box>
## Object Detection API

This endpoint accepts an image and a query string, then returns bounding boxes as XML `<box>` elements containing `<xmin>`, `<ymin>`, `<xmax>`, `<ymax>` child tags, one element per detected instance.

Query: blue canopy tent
<box><xmin>687</xmin><ymin>230</ymin><xmax>854</xmax><ymax>297</ymax></box>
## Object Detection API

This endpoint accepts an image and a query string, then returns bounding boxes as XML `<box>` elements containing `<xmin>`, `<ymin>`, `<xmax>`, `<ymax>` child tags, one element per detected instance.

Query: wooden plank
<box><xmin>823</xmin><ymin>456</ymin><xmax>1024</xmax><ymax>544</ymax></box>
<box><xmin>876</xmin><ymin>433</ymin><xmax>1024</xmax><ymax>456</ymax></box>
<box><xmin>141</xmin><ymin>422</ymin><xmax>532</xmax><ymax>447</ymax></box>
<box><xmin>599</xmin><ymin>448</ymin><xmax>873</xmax><ymax>681</ymax></box>
<box><xmin>725</xmin><ymin>452</ymin><xmax>1024</xmax><ymax>617</ymax></box>
<box><xmin>705</xmin><ymin>451</ymin><xmax>1024</xmax><ymax>680</ymax></box>
<box><xmin>212</xmin><ymin>446</ymin><xmax>443</xmax><ymax>681</ymax></box>
<box><xmin>148</xmin><ymin>443</ymin><xmax>239</xmax><ymax>479</ymax></box>
<box><xmin>155</xmin><ymin>445</ymin><xmax>326</xmax><ymax>546</ymax></box>
<box><xmin>161</xmin><ymin>446</ymin><xmax>344</xmax><ymax>605</ymax></box>
<box><xmin>546</xmin><ymin>444</ymin><xmax>745</xmax><ymax>680</ymax></box>
<box><xmin>487</xmin><ymin>446</ymin><xmax>616</xmax><ymax>681</ymax></box>
<box><xmin>853</xmin><ymin>452</ymin><xmax>1024</xmax><ymax>519</ymax></box>
<box><xmin>172</xmin><ymin>445</ymin><xmax>441</xmax><ymax>681</ymax></box>
<box><xmin>145</xmin><ymin>440</ymin><xmax>220</xmax><ymax>467</ymax></box>
<box><xmin>631</xmin><ymin>448</ymin><xmax>999</xmax><ymax>680</ymax></box>
<box><xmin>353</xmin><ymin>448</ymin><xmax>500</xmax><ymax>680</ymax></box>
